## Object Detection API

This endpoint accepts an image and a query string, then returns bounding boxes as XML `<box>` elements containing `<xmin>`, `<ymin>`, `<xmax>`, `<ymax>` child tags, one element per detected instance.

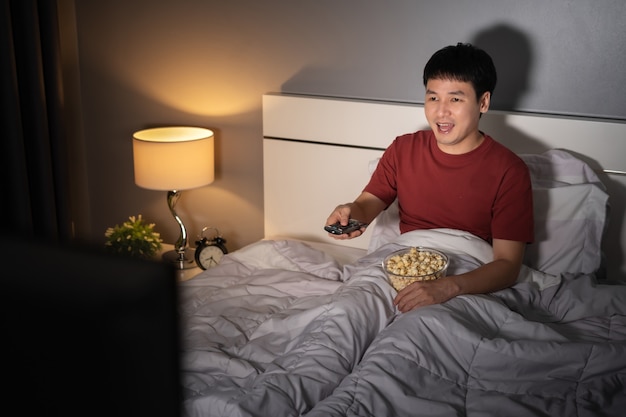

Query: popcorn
<box><xmin>384</xmin><ymin>247</ymin><xmax>448</xmax><ymax>291</ymax></box>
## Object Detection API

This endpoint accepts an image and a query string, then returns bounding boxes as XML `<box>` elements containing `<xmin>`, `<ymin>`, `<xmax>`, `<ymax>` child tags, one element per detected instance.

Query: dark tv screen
<box><xmin>1</xmin><ymin>235</ymin><xmax>181</xmax><ymax>417</ymax></box>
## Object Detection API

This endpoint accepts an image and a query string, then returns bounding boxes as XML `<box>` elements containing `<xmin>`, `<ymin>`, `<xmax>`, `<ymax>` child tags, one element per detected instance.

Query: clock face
<box><xmin>196</xmin><ymin>245</ymin><xmax>225</xmax><ymax>269</ymax></box>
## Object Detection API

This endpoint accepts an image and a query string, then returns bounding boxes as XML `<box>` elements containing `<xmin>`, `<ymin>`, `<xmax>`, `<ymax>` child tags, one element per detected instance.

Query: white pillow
<box><xmin>367</xmin><ymin>199</ymin><xmax>400</xmax><ymax>254</ymax></box>
<box><xmin>367</xmin><ymin>150</ymin><xmax>609</xmax><ymax>276</ymax></box>
<box><xmin>520</xmin><ymin>149</ymin><xmax>605</xmax><ymax>188</ymax></box>
<box><xmin>519</xmin><ymin>150</ymin><xmax>608</xmax><ymax>275</ymax></box>
<box><xmin>523</xmin><ymin>183</ymin><xmax>607</xmax><ymax>275</ymax></box>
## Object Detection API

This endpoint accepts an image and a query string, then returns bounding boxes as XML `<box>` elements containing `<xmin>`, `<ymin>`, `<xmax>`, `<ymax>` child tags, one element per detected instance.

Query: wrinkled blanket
<box><xmin>179</xmin><ymin>239</ymin><xmax>396</xmax><ymax>417</ymax></box>
<box><xmin>180</xmin><ymin>230</ymin><xmax>626</xmax><ymax>417</ymax></box>
<box><xmin>306</xmin><ymin>230</ymin><xmax>626</xmax><ymax>417</ymax></box>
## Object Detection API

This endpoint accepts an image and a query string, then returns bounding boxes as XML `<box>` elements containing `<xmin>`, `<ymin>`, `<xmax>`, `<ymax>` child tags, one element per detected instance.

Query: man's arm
<box><xmin>393</xmin><ymin>238</ymin><xmax>524</xmax><ymax>312</ymax></box>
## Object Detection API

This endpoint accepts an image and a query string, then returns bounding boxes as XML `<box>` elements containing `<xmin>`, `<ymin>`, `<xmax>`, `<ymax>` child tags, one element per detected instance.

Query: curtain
<box><xmin>0</xmin><ymin>0</ymin><xmax>72</xmax><ymax>241</ymax></box>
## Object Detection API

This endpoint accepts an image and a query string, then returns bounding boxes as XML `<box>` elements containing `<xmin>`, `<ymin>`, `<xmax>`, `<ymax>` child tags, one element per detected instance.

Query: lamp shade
<box><xmin>133</xmin><ymin>127</ymin><xmax>214</xmax><ymax>191</ymax></box>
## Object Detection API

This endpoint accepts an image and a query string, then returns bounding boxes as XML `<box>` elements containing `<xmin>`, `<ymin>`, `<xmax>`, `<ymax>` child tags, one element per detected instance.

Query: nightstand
<box><xmin>158</xmin><ymin>244</ymin><xmax>203</xmax><ymax>281</ymax></box>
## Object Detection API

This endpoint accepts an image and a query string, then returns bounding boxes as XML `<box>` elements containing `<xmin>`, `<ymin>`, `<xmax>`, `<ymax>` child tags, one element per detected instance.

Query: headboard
<box><xmin>262</xmin><ymin>93</ymin><xmax>626</xmax><ymax>279</ymax></box>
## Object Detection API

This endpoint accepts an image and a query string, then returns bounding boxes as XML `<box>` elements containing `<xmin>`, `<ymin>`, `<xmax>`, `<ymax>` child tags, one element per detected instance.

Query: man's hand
<box><xmin>324</xmin><ymin>192</ymin><xmax>387</xmax><ymax>240</ymax></box>
<box><xmin>393</xmin><ymin>278</ymin><xmax>460</xmax><ymax>312</ymax></box>
<box><xmin>325</xmin><ymin>203</ymin><xmax>364</xmax><ymax>239</ymax></box>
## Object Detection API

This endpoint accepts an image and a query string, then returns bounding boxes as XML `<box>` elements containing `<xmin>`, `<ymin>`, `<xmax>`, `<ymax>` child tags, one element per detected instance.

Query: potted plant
<box><xmin>104</xmin><ymin>214</ymin><xmax>163</xmax><ymax>259</ymax></box>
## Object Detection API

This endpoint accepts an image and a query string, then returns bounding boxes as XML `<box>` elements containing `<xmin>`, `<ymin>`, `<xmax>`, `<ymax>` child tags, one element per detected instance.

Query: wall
<box><xmin>69</xmin><ymin>0</ymin><xmax>626</xmax><ymax>254</ymax></box>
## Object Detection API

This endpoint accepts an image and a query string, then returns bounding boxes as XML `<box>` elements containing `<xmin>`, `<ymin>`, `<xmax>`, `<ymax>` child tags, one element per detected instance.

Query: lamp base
<box><xmin>162</xmin><ymin>248</ymin><xmax>196</xmax><ymax>270</ymax></box>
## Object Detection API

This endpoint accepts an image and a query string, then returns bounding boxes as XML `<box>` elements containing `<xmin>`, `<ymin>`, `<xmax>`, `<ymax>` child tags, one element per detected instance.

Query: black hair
<box><xmin>423</xmin><ymin>43</ymin><xmax>497</xmax><ymax>100</ymax></box>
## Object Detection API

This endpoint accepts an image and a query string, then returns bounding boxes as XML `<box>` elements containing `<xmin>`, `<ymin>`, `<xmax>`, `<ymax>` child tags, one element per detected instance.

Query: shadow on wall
<box><xmin>472</xmin><ymin>24</ymin><xmax>533</xmax><ymax>112</ymax></box>
<box><xmin>471</xmin><ymin>24</ymin><xmax>547</xmax><ymax>154</ymax></box>
<box><xmin>470</xmin><ymin>24</ymin><xmax>548</xmax><ymax>153</ymax></box>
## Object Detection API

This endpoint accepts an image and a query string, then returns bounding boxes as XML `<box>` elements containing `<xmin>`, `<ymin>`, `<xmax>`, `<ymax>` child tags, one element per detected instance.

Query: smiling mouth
<box><xmin>437</xmin><ymin>123</ymin><xmax>454</xmax><ymax>133</ymax></box>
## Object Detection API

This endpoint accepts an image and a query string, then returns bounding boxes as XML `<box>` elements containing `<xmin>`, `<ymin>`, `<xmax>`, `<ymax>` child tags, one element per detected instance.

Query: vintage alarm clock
<box><xmin>194</xmin><ymin>227</ymin><xmax>228</xmax><ymax>270</ymax></box>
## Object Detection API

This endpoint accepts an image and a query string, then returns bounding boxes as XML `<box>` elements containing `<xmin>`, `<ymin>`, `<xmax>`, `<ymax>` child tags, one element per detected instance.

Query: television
<box><xmin>1</xmin><ymin>235</ymin><xmax>181</xmax><ymax>417</ymax></box>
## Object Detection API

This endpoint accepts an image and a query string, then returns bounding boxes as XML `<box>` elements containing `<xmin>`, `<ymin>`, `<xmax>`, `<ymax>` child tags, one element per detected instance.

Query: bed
<box><xmin>179</xmin><ymin>93</ymin><xmax>626</xmax><ymax>417</ymax></box>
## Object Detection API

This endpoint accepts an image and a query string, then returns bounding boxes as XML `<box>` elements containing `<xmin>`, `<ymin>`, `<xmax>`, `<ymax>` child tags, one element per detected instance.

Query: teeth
<box><xmin>438</xmin><ymin>123</ymin><xmax>452</xmax><ymax>132</ymax></box>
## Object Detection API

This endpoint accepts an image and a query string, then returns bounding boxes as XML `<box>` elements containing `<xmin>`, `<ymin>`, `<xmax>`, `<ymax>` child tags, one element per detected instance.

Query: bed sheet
<box><xmin>306</xmin><ymin>230</ymin><xmax>626</xmax><ymax>417</ymax></box>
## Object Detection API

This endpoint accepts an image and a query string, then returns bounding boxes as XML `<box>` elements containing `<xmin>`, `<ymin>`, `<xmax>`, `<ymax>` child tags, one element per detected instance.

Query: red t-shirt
<box><xmin>364</xmin><ymin>130</ymin><xmax>534</xmax><ymax>243</ymax></box>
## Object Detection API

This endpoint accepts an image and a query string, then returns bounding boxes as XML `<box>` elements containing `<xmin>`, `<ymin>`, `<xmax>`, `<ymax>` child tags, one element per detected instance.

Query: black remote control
<box><xmin>324</xmin><ymin>219</ymin><xmax>367</xmax><ymax>235</ymax></box>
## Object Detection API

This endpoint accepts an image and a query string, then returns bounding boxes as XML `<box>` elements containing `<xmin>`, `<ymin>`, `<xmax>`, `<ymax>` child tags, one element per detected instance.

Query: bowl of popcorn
<box><xmin>383</xmin><ymin>246</ymin><xmax>449</xmax><ymax>291</ymax></box>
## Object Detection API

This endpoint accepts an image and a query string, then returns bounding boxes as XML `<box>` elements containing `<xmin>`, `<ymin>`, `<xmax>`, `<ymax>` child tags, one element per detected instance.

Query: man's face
<box><xmin>424</xmin><ymin>78</ymin><xmax>490</xmax><ymax>154</ymax></box>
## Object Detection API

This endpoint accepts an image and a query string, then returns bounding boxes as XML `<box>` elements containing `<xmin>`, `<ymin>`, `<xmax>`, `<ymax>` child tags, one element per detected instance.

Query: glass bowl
<box><xmin>382</xmin><ymin>247</ymin><xmax>449</xmax><ymax>291</ymax></box>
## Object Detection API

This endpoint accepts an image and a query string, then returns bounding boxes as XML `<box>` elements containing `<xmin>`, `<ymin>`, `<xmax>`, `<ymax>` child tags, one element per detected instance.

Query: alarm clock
<box><xmin>194</xmin><ymin>227</ymin><xmax>228</xmax><ymax>270</ymax></box>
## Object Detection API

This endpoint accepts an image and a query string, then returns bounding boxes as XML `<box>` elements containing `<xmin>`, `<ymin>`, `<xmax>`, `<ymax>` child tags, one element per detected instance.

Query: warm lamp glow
<box><xmin>133</xmin><ymin>127</ymin><xmax>214</xmax><ymax>190</ymax></box>
<box><xmin>132</xmin><ymin>126</ymin><xmax>215</xmax><ymax>269</ymax></box>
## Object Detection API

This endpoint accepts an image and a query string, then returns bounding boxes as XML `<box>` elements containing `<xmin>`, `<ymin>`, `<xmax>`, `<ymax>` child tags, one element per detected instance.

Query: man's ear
<box><xmin>479</xmin><ymin>91</ymin><xmax>491</xmax><ymax>114</ymax></box>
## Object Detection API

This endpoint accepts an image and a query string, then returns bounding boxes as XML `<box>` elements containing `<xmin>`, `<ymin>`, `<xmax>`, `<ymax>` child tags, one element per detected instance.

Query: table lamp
<box><xmin>132</xmin><ymin>126</ymin><xmax>214</xmax><ymax>269</ymax></box>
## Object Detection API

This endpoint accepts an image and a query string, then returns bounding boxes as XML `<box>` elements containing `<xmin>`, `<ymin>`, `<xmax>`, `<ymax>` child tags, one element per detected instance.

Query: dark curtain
<box><xmin>0</xmin><ymin>0</ymin><xmax>72</xmax><ymax>241</ymax></box>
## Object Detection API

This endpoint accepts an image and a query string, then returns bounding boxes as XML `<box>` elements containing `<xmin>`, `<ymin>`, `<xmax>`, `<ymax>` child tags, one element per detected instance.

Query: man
<box><xmin>325</xmin><ymin>43</ymin><xmax>534</xmax><ymax>313</ymax></box>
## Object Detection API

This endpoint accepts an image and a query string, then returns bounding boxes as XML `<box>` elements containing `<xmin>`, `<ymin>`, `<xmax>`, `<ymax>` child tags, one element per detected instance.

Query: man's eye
<box><xmin>451</xmin><ymin>97</ymin><xmax>461</xmax><ymax>102</ymax></box>
<box><xmin>427</xmin><ymin>96</ymin><xmax>438</xmax><ymax>101</ymax></box>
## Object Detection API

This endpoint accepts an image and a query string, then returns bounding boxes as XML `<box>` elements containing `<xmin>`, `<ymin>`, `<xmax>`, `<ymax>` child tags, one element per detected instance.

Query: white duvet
<box><xmin>179</xmin><ymin>230</ymin><xmax>626</xmax><ymax>417</ymax></box>
<box><xmin>179</xmin><ymin>238</ymin><xmax>396</xmax><ymax>417</ymax></box>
